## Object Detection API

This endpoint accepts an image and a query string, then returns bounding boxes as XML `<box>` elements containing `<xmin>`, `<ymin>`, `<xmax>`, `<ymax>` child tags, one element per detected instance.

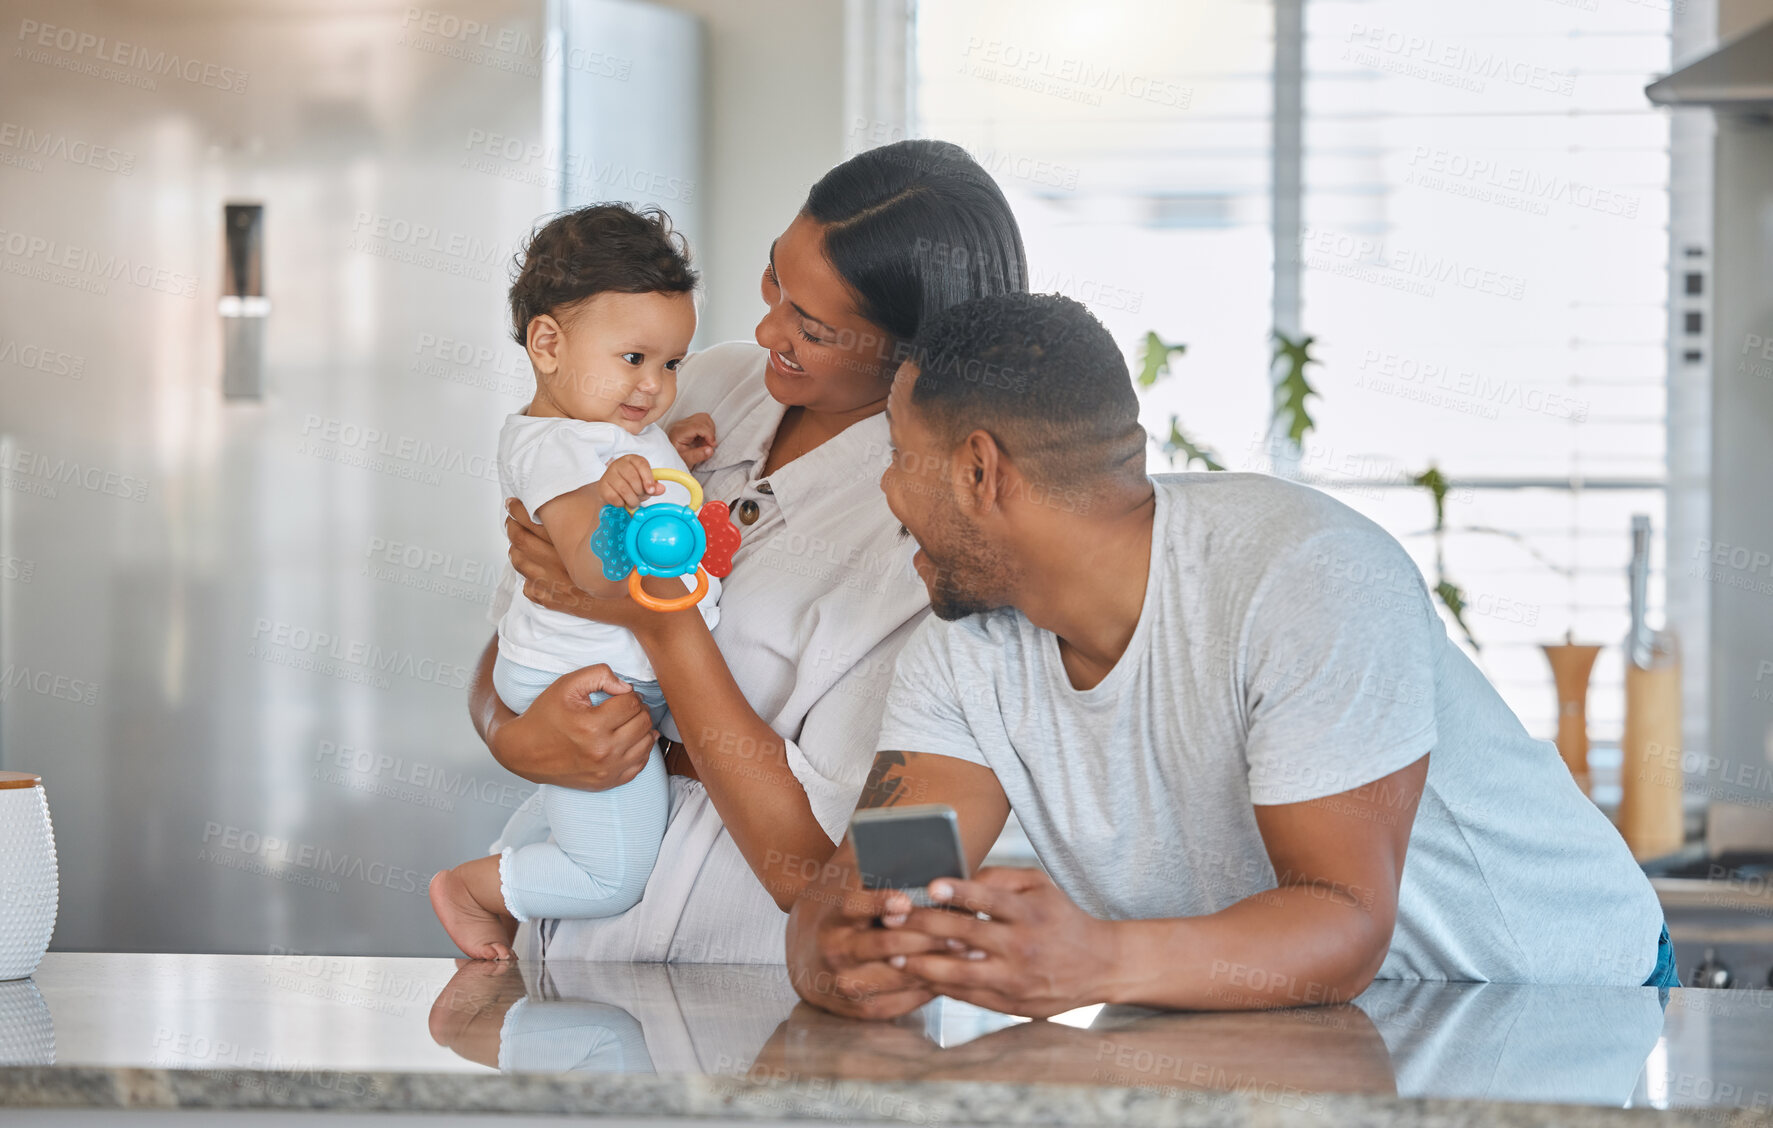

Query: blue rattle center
<box><xmin>638</xmin><ymin>513</ymin><xmax>695</xmax><ymax>568</ymax></box>
<box><xmin>626</xmin><ymin>504</ymin><xmax>706</xmax><ymax>578</ymax></box>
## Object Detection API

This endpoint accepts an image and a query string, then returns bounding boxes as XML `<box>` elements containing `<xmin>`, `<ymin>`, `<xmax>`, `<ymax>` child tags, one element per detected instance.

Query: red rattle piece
<box><xmin>698</xmin><ymin>501</ymin><xmax>739</xmax><ymax>578</ymax></box>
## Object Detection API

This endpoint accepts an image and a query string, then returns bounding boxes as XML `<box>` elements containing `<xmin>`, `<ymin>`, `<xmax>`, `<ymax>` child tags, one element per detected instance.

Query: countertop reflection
<box><xmin>4</xmin><ymin>952</ymin><xmax>1771</xmax><ymax>1124</ymax></box>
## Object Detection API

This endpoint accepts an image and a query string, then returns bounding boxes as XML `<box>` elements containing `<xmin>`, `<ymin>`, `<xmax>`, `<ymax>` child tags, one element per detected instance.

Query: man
<box><xmin>786</xmin><ymin>292</ymin><xmax>1673</xmax><ymax>1020</ymax></box>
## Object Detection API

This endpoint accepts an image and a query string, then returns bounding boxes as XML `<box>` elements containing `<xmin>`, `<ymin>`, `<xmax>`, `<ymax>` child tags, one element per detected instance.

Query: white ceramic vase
<box><xmin>0</xmin><ymin>774</ymin><xmax>58</xmax><ymax>980</ymax></box>
<box><xmin>0</xmin><ymin>978</ymin><xmax>54</xmax><ymax>1064</ymax></box>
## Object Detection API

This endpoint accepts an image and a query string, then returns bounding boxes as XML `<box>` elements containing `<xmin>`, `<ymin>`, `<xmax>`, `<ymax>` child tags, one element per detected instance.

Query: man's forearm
<box><xmin>1104</xmin><ymin>885</ymin><xmax>1393</xmax><ymax>1010</ymax></box>
<box><xmin>643</xmin><ymin>612</ymin><xmax>836</xmax><ymax>910</ymax></box>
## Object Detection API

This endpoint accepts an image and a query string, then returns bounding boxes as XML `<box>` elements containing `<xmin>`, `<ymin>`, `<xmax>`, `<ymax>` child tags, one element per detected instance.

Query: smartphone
<box><xmin>849</xmin><ymin>804</ymin><xmax>969</xmax><ymax>909</ymax></box>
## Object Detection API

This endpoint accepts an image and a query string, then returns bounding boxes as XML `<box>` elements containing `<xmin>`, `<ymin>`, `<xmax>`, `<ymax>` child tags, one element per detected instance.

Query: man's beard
<box><xmin>920</xmin><ymin>504</ymin><xmax>1015</xmax><ymax>622</ymax></box>
<box><xmin>928</xmin><ymin>560</ymin><xmax>998</xmax><ymax>621</ymax></box>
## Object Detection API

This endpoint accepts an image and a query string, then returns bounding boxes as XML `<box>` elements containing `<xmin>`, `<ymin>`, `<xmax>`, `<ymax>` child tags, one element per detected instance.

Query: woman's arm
<box><xmin>506</xmin><ymin>502</ymin><xmax>840</xmax><ymax>910</ymax></box>
<box><xmin>468</xmin><ymin>630</ymin><xmax>661</xmax><ymax>791</ymax></box>
<box><xmin>641</xmin><ymin>613</ymin><xmax>838</xmax><ymax>910</ymax></box>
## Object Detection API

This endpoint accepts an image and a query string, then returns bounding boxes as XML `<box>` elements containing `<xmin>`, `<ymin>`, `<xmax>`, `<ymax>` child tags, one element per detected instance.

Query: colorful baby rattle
<box><xmin>590</xmin><ymin>468</ymin><xmax>740</xmax><ymax>612</ymax></box>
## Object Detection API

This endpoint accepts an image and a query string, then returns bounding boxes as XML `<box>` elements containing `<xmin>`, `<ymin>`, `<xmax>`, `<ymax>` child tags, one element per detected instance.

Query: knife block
<box><xmin>1620</xmin><ymin>642</ymin><xmax>1684</xmax><ymax>861</ymax></box>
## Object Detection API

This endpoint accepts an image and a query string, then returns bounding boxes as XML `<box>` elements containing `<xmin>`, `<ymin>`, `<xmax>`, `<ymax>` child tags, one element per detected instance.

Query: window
<box><xmin>1293</xmin><ymin>0</ymin><xmax>1673</xmax><ymax>748</ymax></box>
<box><xmin>912</xmin><ymin>0</ymin><xmax>1679</xmax><ymax>755</ymax></box>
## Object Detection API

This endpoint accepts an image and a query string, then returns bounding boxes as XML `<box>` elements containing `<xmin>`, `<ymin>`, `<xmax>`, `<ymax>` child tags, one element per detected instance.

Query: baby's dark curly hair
<box><xmin>508</xmin><ymin>204</ymin><xmax>698</xmax><ymax>346</ymax></box>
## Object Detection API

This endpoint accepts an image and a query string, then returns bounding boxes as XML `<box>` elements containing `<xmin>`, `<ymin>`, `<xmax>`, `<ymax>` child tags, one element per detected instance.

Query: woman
<box><xmin>471</xmin><ymin>140</ymin><xmax>1029</xmax><ymax>961</ymax></box>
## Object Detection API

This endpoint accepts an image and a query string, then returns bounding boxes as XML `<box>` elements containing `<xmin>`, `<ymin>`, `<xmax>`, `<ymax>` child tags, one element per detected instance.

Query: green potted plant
<box><xmin>1135</xmin><ymin>328</ymin><xmax>1569</xmax><ymax>652</ymax></box>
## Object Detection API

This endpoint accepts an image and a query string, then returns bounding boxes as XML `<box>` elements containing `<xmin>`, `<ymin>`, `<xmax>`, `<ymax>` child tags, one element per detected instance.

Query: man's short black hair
<box><xmin>906</xmin><ymin>292</ymin><xmax>1146</xmax><ymax>486</ymax></box>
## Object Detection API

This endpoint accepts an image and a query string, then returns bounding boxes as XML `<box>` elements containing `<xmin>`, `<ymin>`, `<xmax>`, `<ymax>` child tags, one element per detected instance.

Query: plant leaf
<box><xmin>1138</xmin><ymin>332</ymin><xmax>1187</xmax><ymax>388</ymax></box>
<box><xmin>1411</xmin><ymin>465</ymin><xmax>1450</xmax><ymax>532</ymax></box>
<box><xmin>1270</xmin><ymin>330</ymin><xmax>1320</xmax><ymax>446</ymax></box>
<box><xmin>1162</xmin><ymin>414</ymin><xmax>1224</xmax><ymax>471</ymax></box>
<box><xmin>1434</xmin><ymin>578</ymin><xmax>1479</xmax><ymax>651</ymax></box>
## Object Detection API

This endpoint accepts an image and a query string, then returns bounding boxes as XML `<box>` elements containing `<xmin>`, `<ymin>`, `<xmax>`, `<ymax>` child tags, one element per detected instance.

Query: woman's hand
<box><xmin>488</xmin><ymin>661</ymin><xmax>660</xmax><ymax>791</ymax></box>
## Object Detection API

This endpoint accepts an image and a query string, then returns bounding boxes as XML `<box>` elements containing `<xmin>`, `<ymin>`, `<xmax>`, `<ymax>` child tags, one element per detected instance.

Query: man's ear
<box><xmin>957</xmin><ymin>430</ymin><xmax>1003</xmax><ymax>513</ymax></box>
<box><xmin>526</xmin><ymin>314</ymin><xmax>562</xmax><ymax>375</ymax></box>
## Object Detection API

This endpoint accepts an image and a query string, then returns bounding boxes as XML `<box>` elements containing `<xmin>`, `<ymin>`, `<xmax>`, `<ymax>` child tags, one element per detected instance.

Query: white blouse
<box><xmin>487</xmin><ymin>341</ymin><xmax>931</xmax><ymax>962</ymax></box>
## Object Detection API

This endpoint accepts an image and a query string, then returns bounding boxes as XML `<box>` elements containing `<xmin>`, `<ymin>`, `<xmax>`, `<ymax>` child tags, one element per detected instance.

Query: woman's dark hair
<box><xmin>803</xmin><ymin>140</ymin><xmax>1027</xmax><ymax>349</ymax></box>
<box><xmin>508</xmin><ymin>203</ymin><xmax>697</xmax><ymax>346</ymax></box>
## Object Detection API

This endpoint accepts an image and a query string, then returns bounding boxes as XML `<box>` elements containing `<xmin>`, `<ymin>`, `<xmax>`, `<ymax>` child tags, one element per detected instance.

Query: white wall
<box><xmin>651</xmin><ymin>0</ymin><xmax>849</xmax><ymax>346</ymax></box>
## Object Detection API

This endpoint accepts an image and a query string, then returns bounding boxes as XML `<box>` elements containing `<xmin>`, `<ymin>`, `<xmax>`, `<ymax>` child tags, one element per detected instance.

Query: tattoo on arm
<box><xmin>859</xmin><ymin>750</ymin><xmax>913</xmax><ymax>809</ymax></box>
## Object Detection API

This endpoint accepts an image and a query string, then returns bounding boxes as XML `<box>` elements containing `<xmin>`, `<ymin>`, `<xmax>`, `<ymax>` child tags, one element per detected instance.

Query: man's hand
<box><xmin>668</xmin><ymin>412</ymin><xmax>717</xmax><ymax>467</ymax></box>
<box><xmin>786</xmin><ymin>751</ymin><xmax>1012</xmax><ymax>1020</ymax></box>
<box><xmin>785</xmin><ymin>879</ymin><xmax>940</xmax><ymax>1021</ymax></box>
<box><xmin>597</xmin><ymin>454</ymin><xmax>663</xmax><ymax>510</ymax></box>
<box><xmin>886</xmin><ymin>867</ymin><xmax>1123</xmax><ymax>1019</ymax></box>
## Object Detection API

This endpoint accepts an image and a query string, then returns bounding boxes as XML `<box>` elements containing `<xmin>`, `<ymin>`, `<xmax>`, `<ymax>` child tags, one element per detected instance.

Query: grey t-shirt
<box><xmin>876</xmin><ymin>474</ymin><xmax>1664</xmax><ymax>986</ymax></box>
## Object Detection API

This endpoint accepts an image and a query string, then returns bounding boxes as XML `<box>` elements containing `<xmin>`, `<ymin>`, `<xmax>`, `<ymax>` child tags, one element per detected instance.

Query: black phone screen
<box><xmin>851</xmin><ymin>809</ymin><xmax>967</xmax><ymax>891</ymax></box>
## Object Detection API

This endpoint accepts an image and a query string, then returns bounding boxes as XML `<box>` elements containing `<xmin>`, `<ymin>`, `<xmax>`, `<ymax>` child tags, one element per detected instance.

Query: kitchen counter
<box><xmin>3</xmin><ymin>953</ymin><xmax>1773</xmax><ymax>1125</ymax></box>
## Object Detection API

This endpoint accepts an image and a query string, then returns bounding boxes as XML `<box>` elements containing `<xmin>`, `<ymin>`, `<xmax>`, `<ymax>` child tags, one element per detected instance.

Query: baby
<box><xmin>429</xmin><ymin>203</ymin><xmax>720</xmax><ymax>960</ymax></box>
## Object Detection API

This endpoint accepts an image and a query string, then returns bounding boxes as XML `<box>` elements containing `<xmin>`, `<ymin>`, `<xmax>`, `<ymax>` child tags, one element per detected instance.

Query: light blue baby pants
<box><xmin>492</xmin><ymin>653</ymin><xmax>670</xmax><ymax>922</ymax></box>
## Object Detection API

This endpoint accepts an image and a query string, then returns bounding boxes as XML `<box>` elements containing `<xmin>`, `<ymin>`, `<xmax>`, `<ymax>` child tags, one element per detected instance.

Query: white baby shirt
<box><xmin>495</xmin><ymin>413</ymin><xmax>720</xmax><ymax>682</ymax></box>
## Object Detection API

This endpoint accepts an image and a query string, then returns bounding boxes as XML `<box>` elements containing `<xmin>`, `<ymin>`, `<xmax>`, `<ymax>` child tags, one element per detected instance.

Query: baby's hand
<box><xmin>668</xmin><ymin>412</ymin><xmax>717</xmax><ymax>468</ymax></box>
<box><xmin>598</xmin><ymin>454</ymin><xmax>664</xmax><ymax>510</ymax></box>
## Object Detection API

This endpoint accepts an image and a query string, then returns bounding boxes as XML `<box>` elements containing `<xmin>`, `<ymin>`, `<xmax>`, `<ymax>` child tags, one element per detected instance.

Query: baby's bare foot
<box><xmin>429</xmin><ymin>869</ymin><xmax>516</xmax><ymax>960</ymax></box>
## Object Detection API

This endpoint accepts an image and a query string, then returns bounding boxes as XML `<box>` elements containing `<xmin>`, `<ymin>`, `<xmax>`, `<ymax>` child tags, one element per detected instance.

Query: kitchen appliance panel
<box><xmin>0</xmin><ymin>0</ymin><xmax>699</xmax><ymax>956</ymax></box>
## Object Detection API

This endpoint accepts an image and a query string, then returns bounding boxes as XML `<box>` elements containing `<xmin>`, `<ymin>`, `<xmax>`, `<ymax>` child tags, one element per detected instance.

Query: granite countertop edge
<box><xmin>0</xmin><ymin>1066</ymin><xmax>1761</xmax><ymax>1126</ymax></box>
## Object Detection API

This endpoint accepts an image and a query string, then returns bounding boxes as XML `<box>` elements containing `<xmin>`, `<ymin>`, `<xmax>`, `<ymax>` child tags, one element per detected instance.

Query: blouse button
<box><xmin>756</xmin><ymin>481</ymin><xmax>773</xmax><ymax>495</ymax></box>
<box><xmin>737</xmin><ymin>499</ymin><xmax>761</xmax><ymax>525</ymax></box>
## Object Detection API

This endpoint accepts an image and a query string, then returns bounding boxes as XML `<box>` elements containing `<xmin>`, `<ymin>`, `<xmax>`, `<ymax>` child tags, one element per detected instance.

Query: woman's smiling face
<box><xmin>754</xmin><ymin>213</ymin><xmax>899</xmax><ymax>414</ymax></box>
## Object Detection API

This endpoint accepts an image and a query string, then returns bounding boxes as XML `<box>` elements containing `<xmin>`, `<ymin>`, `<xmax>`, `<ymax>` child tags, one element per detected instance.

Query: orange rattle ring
<box><xmin>628</xmin><ymin>565</ymin><xmax>710</xmax><ymax>613</ymax></box>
